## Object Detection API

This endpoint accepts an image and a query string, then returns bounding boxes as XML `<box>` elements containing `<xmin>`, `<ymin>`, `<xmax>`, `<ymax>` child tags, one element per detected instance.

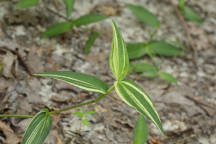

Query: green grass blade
<box><xmin>84</xmin><ymin>31</ymin><xmax>99</xmax><ymax>55</ymax></box>
<box><xmin>133</xmin><ymin>114</ymin><xmax>148</xmax><ymax>144</ymax></box>
<box><xmin>126</xmin><ymin>3</ymin><xmax>160</xmax><ymax>27</ymax></box>
<box><xmin>114</xmin><ymin>80</ymin><xmax>164</xmax><ymax>135</ymax></box>
<box><xmin>22</xmin><ymin>109</ymin><xmax>52</xmax><ymax>144</ymax></box>
<box><xmin>109</xmin><ymin>21</ymin><xmax>129</xmax><ymax>80</ymax></box>
<box><xmin>34</xmin><ymin>71</ymin><xmax>109</xmax><ymax>94</ymax></box>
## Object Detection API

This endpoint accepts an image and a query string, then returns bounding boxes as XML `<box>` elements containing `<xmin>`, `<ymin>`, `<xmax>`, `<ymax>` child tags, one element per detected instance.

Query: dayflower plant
<box><xmin>0</xmin><ymin>21</ymin><xmax>164</xmax><ymax>144</ymax></box>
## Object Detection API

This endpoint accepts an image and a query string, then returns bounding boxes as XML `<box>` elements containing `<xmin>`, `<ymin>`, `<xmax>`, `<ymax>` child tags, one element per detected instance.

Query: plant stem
<box><xmin>0</xmin><ymin>114</ymin><xmax>33</xmax><ymax>118</ymax></box>
<box><xmin>49</xmin><ymin>85</ymin><xmax>115</xmax><ymax>115</ymax></box>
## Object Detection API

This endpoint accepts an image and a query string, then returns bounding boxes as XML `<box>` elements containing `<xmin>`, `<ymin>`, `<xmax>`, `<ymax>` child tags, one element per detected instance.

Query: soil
<box><xmin>0</xmin><ymin>0</ymin><xmax>215</xmax><ymax>144</ymax></box>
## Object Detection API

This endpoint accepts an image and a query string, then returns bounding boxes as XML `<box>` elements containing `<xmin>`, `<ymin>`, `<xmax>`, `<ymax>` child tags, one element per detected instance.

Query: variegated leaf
<box><xmin>22</xmin><ymin>109</ymin><xmax>52</xmax><ymax>144</ymax></box>
<box><xmin>114</xmin><ymin>80</ymin><xmax>164</xmax><ymax>134</ymax></box>
<box><xmin>109</xmin><ymin>21</ymin><xmax>129</xmax><ymax>81</ymax></box>
<box><xmin>34</xmin><ymin>71</ymin><xmax>109</xmax><ymax>94</ymax></box>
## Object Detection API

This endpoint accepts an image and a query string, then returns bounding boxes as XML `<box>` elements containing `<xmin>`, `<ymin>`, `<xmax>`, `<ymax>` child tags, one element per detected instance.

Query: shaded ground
<box><xmin>0</xmin><ymin>0</ymin><xmax>216</xmax><ymax>143</ymax></box>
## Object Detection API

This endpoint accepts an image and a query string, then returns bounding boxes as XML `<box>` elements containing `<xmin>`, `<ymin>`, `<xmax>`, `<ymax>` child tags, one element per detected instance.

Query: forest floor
<box><xmin>0</xmin><ymin>0</ymin><xmax>216</xmax><ymax>144</ymax></box>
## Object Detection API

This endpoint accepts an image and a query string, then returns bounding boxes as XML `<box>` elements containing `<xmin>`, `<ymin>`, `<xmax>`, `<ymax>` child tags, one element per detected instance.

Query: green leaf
<box><xmin>84</xmin><ymin>110</ymin><xmax>96</xmax><ymax>115</ymax></box>
<box><xmin>63</xmin><ymin>0</ymin><xmax>75</xmax><ymax>19</ymax></box>
<box><xmin>34</xmin><ymin>71</ymin><xmax>109</xmax><ymax>94</ymax></box>
<box><xmin>109</xmin><ymin>21</ymin><xmax>129</xmax><ymax>81</ymax></box>
<box><xmin>178</xmin><ymin>0</ymin><xmax>185</xmax><ymax>9</ymax></box>
<box><xmin>73</xmin><ymin>111</ymin><xmax>84</xmax><ymax>119</ymax></box>
<box><xmin>126</xmin><ymin>3</ymin><xmax>160</xmax><ymax>27</ymax></box>
<box><xmin>159</xmin><ymin>72</ymin><xmax>177</xmax><ymax>83</ymax></box>
<box><xmin>127</xmin><ymin>43</ymin><xmax>147</xmax><ymax>59</ymax></box>
<box><xmin>81</xmin><ymin>119</ymin><xmax>90</xmax><ymax>126</ymax></box>
<box><xmin>133</xmin><ymin>114</ymin><xmax>148</xmax><ymax>144</ymax></box>
<box><xmin>180</xmin><ymin>6</ymin><xmax>203</xmax><ymax>24</ymax></box>
<box><xmin>15</xmin><ymin>0</ymin><xmax>39</xmax><ymax>9</ymax></box>
<box><xmin>73</xmin><ymin>13</ymin><xmax>107</xmax><ymax>27</ymax></box>
<box><xmin>114</xmin><ymin>80</ymin><xmax>164</xmax><ymax>135</ymax></box>
<box><xmin>84</xmin><ymin>31</ymin><xmax>99</xmax><ymax>55</ymax></box>
<box><xmin>22</xmin><ymin>109</ymin><xmax>52</xmax><ymax>144</ymax></box>
<box><xmin>134</xmin><ymin>63</ymin><xmax>158</xmax><ymax>78</ymax></box>
<box><xmin>148</xmin><ymin>41</ymin><xmax>183</xmax><ymax>56</ymax></box>
<box><xmin>41</xmin><ymin>22</ymin><xmax>73</xmax><ymax>38</ymax></box>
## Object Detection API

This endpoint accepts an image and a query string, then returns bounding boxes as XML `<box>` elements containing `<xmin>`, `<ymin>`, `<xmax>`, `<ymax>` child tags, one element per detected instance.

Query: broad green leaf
<box><xmin>22</xmin><ymin>109</ymin><xmax>52</xmax><ymax>144</ymax></box>
<box><xmin>126</xmin><ymin>3</ymin><xmax>160</xmax><ymax>27</ymax></box>
<box><xmin>114</xmin><ymin>80</ymin><xmax>164</xmax><ymax>134</ymax></box>
<box><xmin>180</xmin><ymin>6</ymin><xmax>203</xmax><ymax>24</ymax></box>
<box><xmin>15</xmin><ymin>0</ymin><xmax>39</xmax><ymax>8</ymax></box>
<box><xmin>34</xmin><ymin>71</ymin><xmax>109</xmax><ymax>94</ymax></box>
<box><xmin>133</xmin><ymin>114</ymin><xmax>148</xmax><ymax>144</ymax></box>
<box><xmin>73</xmin><ymin>14</ymin><xmax>107</xmax><ymax>27</ymax></box>
<box><xmin>148</xmin><ymin>41</ymin><xmax>183</xmax><ymax>56</ymax></box>
<box><xmin>63</xmin><ymin>0</ymin><xmax>75</xmax><ymax>18</ymax></box>
<box><xmin>127</xmin><ymin>43</ymin><xmax>147</xmax><ymax>59</ymax></box>
<box><xmin>134</xmin><ymin>63</ymin><xmax>158</xmax><ymax>78</ymax></box>
<box><xmin>41</xmin><ymin>22</ymin><xmax>73</xmax><ymax>38</ymax></box>
<box><xmin>159</xmin><ymin>72</ymin><xmax>177</xmax><ymax>83</ymax></box>
<box><xmin>178</xmin><ymin>0</ymin><xmax>185</xmax><ymax>9</ymax></box>
<box><xmin>109</xmin><ymin>21</ymin><xmax>129</xmax><ymax>81</ymax></box>
<box><xmin>84</xmin><ymin>31</ymin><xmax>99</xmax><ymax>55</ymax></box>
<box><xmin>81</xmin><ymin>119</ymin><xmax>90</xmax><ymax>126</ymax></box>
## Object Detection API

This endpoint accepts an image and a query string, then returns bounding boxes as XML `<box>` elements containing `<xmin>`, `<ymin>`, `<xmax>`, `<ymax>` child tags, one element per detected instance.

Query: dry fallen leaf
<box><xmin>0</xmin><ymin>121</ymin><xmax>20</xmax><ymax>144</ymax></box>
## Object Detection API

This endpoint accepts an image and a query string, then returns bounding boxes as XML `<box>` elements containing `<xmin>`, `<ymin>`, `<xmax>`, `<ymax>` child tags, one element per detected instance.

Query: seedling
<box><xmin>0</xmin><ymin>21</ymin><xmax>164</xmax><ymax>144</ymax></box>
<box><xmin>73</xmin><ymin>109</ymin><xmax>96</xmax><ymax>126</ymax></box>
<box><xmin>15</xmin><ymin>0</ymin><xmax>107</xmax><ymax>54</ymax></box>
<box><xmin>126</xmin><ymin>3</ymin><xmax>183</xmax><ymax>83</ymax></box>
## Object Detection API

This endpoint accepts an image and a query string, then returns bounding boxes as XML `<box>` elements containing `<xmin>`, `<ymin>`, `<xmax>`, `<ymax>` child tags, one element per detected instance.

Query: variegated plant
<box><xmin>0</xmin><ymin>21</ymin><xmax>164</xmax><ymax>144</ymax></box>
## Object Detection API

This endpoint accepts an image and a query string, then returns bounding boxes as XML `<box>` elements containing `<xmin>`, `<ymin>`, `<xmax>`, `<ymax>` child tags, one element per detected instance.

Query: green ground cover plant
<box><xmin>0</xmin><ymin>21</ymin><xmax>164</xmax><ymax>144</ymax></box>
<box><xmin>126</xmin><ymin>3</ymin><xmax>185</xmax><ymax>83</ymax></box>
<box><xmin>15</xmin><ymin>0</ymin><xmax>107</xmax><ymax>54</ymax></box>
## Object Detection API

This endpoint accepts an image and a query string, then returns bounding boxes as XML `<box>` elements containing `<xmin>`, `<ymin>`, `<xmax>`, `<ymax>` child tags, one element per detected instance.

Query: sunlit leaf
<box><xmin>180</xmin><ymin>6</ymin><xmax>203</xmax><ymax>24</ymax></box>
<box><xmin>63</xmin><ymin>0</ymin><xmax>75</xmax><ymax>18</ymax></box>
<box><xmin>133</xmin><ymin>114</ymin><xmax>148</xmax><ymax>144</ymax></box>
<box><xmin>84</xmin><ymin>31</ymin><xmax>99</xmax><ymax>55</ymax></box>
<box><xmin>22</xmin><ymin>109</ymin><xmax>52</xmax><ymax>144</ymax></box>
<box><xmin>73</xmin><ymin>13</ymin><xmax>107</xmax><ymax>27</ymax></box>
<box><xmin>147</xmin><ymin>41</ymin><xmax>183</xmax><ymax>56</ymax></box>
<box><xmin>114</xmin><ymin>80</ymin><xmax>164</xmax><ymax>134</ymax></box>
<box><xmin>34</xmin><ymin>71</ymin><xmax>109</xmax><ymax>94</ymax></box>
<box><xmin>109</xmin><ymin>21</ymin><xmax>129</xmax><ymax>81</ymax></box>
<box><xmin>134</xmin><ymin>63</ymin><xmax>158</xmax><ymax>78</ymax></box>
<box><xmin>126</xmin><ymin>3</ymin><xmax>160</xmax><ymax>27</ymax></box>
<box><xmin>127</xmin><ymin>43</ymin><xmax>147</xmax><ymax>59</ymax></box>
<box><xmin>81</xmin><ymin>119</ymin><xmax>90</xmax><ymax>126</ymax></box>
<box><xmin>15</xmin><ymin>0</ymin><xmax>39</xmax><ymax>9</ymax></box>
<box><xmin>159</xmin><ymin>72</ymin><xmax>177</xmax><ymax>83</ymax></box>
<box><xmin>41</xmin><ymin>22</ymin><xmax>73</xmax><ymax>38</ymax></box>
